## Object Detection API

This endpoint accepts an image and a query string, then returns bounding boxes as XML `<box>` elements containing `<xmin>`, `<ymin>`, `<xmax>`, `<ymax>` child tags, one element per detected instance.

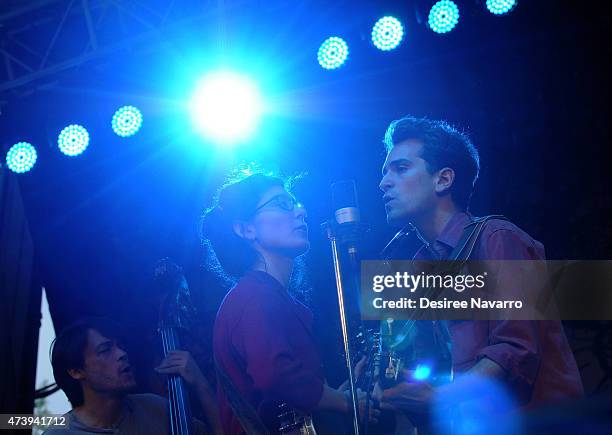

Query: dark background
<box><xmin>1</xmin><ymin>0</ymin><xmax>610</xmax><ymax>396</ymax></box>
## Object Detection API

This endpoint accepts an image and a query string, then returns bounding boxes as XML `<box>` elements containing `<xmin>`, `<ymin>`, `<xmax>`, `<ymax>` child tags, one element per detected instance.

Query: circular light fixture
<box><xmin>317</xmin><ymin>37</ymin><xmax>349</xmax><ymax>70</ymax></box>
<box><xmin>58</xmin><ymin>124</ymin><xmax>90</xmax><ymax>156</ymax></box>
<box><xmin>6</xmin><ymin>142</ymin><xmax>37</xmax><ymax>173</ymax></box>
<box><xmin>112</xmin><ymin>105</ymin><xmax>143</xmax><ymax>137</ymax></box>
<box><xmin>486</xmin><ymin>0</ymin><xmax>517</xmax><ymax>15</ymax></box>
<box><xmin>372</xmin><ymin>16</ymin><xmax>404</xmax><ymax>51</ymax></box>
<box><xmin>428</xmin><ymin>0</ymin><xmax>460</xmax><ymax>34</ymax></box>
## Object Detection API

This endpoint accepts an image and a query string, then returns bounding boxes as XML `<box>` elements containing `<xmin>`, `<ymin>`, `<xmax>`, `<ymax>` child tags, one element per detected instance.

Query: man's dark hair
<box><xmin>51</xmin><ymin>317</ymin><xmax>125</xmax><ymax>407</ymax></box>
<box><xmin>384</xmin><ymin>116</ymin><xmax>480</xmax><ymax>210</ymax></box>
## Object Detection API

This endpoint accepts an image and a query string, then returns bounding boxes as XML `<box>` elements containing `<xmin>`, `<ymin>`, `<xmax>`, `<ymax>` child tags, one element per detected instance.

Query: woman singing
<box><xmin>201</xmin><ymin>172</ymin><xmax>370</xmax><ymax>435</ymax></box>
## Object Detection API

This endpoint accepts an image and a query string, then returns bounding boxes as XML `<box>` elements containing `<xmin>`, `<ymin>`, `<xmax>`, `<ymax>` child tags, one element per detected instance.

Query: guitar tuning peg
<box><xmin>386</xmin><ymin>318</ymin><xmax>394</xmax><ymax>335</ymax></box>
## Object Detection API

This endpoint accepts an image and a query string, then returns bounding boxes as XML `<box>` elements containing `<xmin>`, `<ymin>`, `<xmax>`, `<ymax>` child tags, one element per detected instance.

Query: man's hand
<box><xmin>379</xmin><ymin>370</ymin><xmax>435</xmax><ymax>421</ymax></box>
<box><xmin>338</xmin><ymin>356</ymin><xmax>368</xmax><ymax>392</ymax></box>
<box><xmin>343</xmin><ymin>388</ymin><xmax>381</xmax><ymax>424</ymax></box>
<box><xmin>381</xmin><ymin>381</ymin><xmax>435</xmax><ymax>415</ymax></box>
<box><xmin>155</xmin><ymin>350</ymin><xmax>223</xmax><ymax>435</ymax></box>
<box><xmin>155</xmin><ymin>350</ymin><xmax>206</xmax><ymax>387</ymax></box>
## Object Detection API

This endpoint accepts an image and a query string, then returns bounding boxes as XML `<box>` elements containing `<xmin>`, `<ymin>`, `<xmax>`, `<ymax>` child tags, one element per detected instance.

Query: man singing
<box><xmin>44</xmin><ymin>317</ymin><xmax>222</xmax><ymax>434</ymax></box>
<box><xmin>376</xmin><ymin>116</ymin><xmax>583</xmax><ymax>429</ymax></box>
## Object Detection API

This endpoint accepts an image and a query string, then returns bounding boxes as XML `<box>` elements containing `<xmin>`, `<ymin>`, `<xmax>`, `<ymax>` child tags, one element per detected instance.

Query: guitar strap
<box><xmin>447</xmin><ymin>214</ymin><xmax>508</xmax><ymax>264</ymax></box>
<box><xmin>214</xmin><ymin>357</ymin><xmax>271</xmax><ymax>435</ymax></box>
<box><xmin>430</xmin><ymin>214</ymin><xmax>508</xmax><ymax>356</ymax></box>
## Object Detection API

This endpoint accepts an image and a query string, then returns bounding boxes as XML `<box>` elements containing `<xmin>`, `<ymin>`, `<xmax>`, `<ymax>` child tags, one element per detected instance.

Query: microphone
<box><xmin>330</xmin><ymin>180</ymin><xmax>365</xmax><ymax>256</ymax></box>
<box><xmin>332</xmin><ymin>180</ymin><xmax>361</xmax><ymax>225</ymax></box>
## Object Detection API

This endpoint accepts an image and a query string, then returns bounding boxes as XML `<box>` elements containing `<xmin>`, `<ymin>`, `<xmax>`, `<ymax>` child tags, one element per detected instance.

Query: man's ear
<box><xmin>67</xmin><ymin>368</ymin><xmax>85</xmax><ymax>382</ymax></box>
<box><xmin>434</xmin><ymin>167</ymin><xmax>455</xmax><ymax>194</ymax></box>
<box><xmin>232</xmin><ymin>221</ymin><xmax>256</xmax><ymax>241</ymax></box>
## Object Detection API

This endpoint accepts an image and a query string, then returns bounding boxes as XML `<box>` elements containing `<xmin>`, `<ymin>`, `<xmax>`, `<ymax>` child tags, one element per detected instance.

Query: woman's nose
<box><xmin>295</xmin><ymin>204</ymin><xmax>307</xmax><ymax>220</ymax></box>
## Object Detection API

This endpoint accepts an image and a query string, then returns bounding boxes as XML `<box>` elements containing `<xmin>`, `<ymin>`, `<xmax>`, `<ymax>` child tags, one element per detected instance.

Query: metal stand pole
<box><xmin>326</xmin><ymin>225</ymin><xmax>360</xmax><ymax>435</ymax></box>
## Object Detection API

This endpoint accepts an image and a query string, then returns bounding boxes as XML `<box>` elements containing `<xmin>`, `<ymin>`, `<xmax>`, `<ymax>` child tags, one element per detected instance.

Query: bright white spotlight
<box><xmin>6</xmin><ymin>142</ymin><xmax>37</xmax><ymax>173</ymax></box>
<box><xmin>58</xmin><ymin>124</ymin><xmax>89</xmax><ymax>156</ymax></box>
<box><xmin>189</xmin><ymin>71</ymin><xmax>263</xmax><ymax>144</ymax></box>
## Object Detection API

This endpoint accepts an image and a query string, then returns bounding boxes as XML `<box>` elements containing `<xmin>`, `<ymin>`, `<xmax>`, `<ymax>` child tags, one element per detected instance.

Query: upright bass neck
<box><xmin>155</xmin><ymin>258</ymin><xmax>197</xmax><ymax>435</ymax></box>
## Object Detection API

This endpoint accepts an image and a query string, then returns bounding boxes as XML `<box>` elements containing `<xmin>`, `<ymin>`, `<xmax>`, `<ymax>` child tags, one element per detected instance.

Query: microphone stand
<box><xmin>322</xmin><ymin>219</ymin><xmax>367</xmax><ymax>435</ymax></box>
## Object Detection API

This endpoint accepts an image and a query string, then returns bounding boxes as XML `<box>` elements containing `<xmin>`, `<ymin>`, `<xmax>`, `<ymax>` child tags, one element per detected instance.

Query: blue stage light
<box><xmin>58</xmin><ymin>124</ymin><xmax>89</xmax><ymax>156</ymax></box>
<box><xmin>413</xmin><ymin>364</ymin><xmax>432</xmax><ymax>381</ymax></box>
<box><xmin>317</xmin><ymin>37</ymin><xmax>349</xmax><ymax>69</ymax></box>
<box><xmin>428</xmin><ymin>0</ymin><xmax>460</xmax><ymax>34</ymax></box>
<box><xmin>486</xmin><ymin>0</ymin><xmax>517</xmax><ymax>15</ymax></box>
<box><xmin>189</xmin><ymin>71</ymin><xmax>263</xmax><ymax>144</ymax></box>
<box><xmin>6</xmin><ymin>142</ymin><xmax>37</xmax><ymax>173</ymax></box>
<box><xmin>112</xmin><ymin>105</ymin><xmax>143</xmax><ymax>137</ymax></box>
<box><xmin>432</xmin><ymin>374</ymin><xmax>518</xmax><ymax>435</ymax></box>
<box><xmin>372</xmin><ymin>16</ymin><xmax>404</xmax><ymax>51</ymax></box>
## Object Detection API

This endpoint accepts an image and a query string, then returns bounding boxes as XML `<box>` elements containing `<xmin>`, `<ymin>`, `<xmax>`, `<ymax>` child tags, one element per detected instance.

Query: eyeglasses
<box><xmin>254</xmin><ymin>194</ymin><xmax>304</xmax><ymax>213</ymax></box>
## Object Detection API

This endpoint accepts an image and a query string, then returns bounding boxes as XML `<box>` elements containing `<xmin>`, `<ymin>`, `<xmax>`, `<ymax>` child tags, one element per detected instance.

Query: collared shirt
<box><xmin>43</xmin><ymin>393</ymin><xmax>207</xmax><ymax>435</ymax></box>
<box><xmin>213</xmin><ymin>271</ymin><xmax>325</xmax><ymax>435</ymax></box>
<box><xmin>411</xmin><ymin>212</ymin><xmax>584</xmax><ymax>408</ymax></box>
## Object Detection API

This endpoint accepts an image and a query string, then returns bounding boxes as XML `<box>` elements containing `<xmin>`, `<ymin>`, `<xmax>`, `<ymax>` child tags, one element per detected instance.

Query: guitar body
<box><xmin>276</xmin><ymin>326</ymin><xmax>383</xmax><ymax>435</ymax></box>
<box><xmin>298</xmin><ymin>416</ymin><xmax>317</xmax><ymax>435</ymax></box>
<box><xmin>278</xmin><ymin>403</ymin><xmax>317</xmax><ymax>435</ymax></box>
<box><xmin>278</xmin><ymin>404</ymin><xmax>358</xmax><ymax>435</ymax></box>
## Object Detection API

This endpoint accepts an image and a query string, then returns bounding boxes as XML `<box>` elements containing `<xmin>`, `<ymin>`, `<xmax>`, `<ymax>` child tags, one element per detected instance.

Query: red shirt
<box><xmin>413</xmin><ymin>212</ymin><xmax>584</xmax><ymax>408</ymax></box>
<box><xmin>213</xmin><ymin>271</ymin><xmax>325</xmax><ymax>435</ymax></box>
